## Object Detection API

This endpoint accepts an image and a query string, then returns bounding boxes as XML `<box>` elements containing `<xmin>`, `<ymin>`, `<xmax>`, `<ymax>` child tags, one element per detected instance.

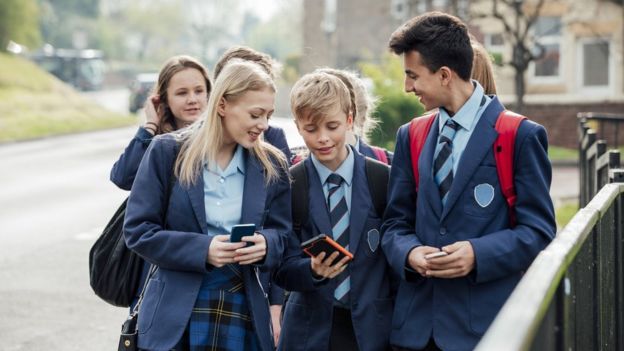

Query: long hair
<box><xmin>175</xmin><ymin>60</ymin><xmax>287</xmax><ymax>186</ymax></box>
<box><xmin>154</xmin><ymin>55</ymin><xmax>212</xmax><ymax>133</ymax></box>
<box><xmin>471</xmin><ymin>40</ymin><xmax>497</xmax><ymax>95</ymax></box>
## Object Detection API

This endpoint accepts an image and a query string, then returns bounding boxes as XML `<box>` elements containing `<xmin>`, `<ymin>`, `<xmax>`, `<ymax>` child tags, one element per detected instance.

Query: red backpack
<box><xmin>408</xmin><ymin>111</ymin><xmax>526</xmax><ymax>226</ymax></box>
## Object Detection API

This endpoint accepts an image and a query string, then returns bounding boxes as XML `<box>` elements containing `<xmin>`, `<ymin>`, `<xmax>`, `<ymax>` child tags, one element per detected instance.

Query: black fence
<box><xmin>475</xmin><ymin>116</ymin><xmax>624</xmax><ymax>350</ymax></box>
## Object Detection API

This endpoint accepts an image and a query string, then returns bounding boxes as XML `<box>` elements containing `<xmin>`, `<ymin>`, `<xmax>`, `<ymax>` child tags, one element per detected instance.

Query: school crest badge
<box><xmin>474</xmin><ymin>183</ymin><xmax>495</xmax><ymax>208</ymax></box>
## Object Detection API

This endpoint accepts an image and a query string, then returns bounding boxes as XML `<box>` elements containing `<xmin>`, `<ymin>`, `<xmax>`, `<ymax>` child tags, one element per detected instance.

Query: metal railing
<box><xmin>475</xmin><ymin>116</ymin><xmax>624</xmax><ymax>350</ymax></box>
<box><xmin>476</xmin><ymin>182</ymin><xmax>624</xmax><ymax>350</ymax></box>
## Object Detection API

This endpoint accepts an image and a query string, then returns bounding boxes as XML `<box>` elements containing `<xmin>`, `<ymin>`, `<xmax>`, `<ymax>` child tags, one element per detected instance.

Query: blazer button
<box><xmin>439</xmin><ymin>227</ymin><xmax>447</xmax><ymax>235</ymax></box>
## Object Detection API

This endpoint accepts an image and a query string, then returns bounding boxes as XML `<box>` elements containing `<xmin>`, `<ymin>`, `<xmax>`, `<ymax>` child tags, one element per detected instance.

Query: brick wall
<box><xmin>512</xmin><ymin>102</ymin><xmax>624</xmax><ymax>148</ymax></box>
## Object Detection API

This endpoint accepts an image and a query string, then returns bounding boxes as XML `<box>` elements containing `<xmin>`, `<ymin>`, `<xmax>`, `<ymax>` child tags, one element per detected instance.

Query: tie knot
<box><xmin>327</xmin><ymin>173</ymin><xmax>343</xmax><ymax>187</ymax></box>
<box><xmin>445</xmin><ymin>119</ymin><xmax>458</xmax><ymax>130</ymax></box>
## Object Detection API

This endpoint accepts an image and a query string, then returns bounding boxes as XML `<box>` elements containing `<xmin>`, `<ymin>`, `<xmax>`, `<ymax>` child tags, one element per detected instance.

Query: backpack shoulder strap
<box><xmin>370</xmin><ymin>146</ymin><xmax>389</xmax><ymax>165</ymax></box>
<box><xmin>365</xmin><ymin>157</ymin><xmax>390</xmax><ymax>218</ymax></box>
<box><xmin>290</xmin><ymin>161</ymin><xmax>308</xmax><ymax>239</ymax></box>
<box><xmin>494</xmin><ymin>110</ymin><xmax>527</xmax><ymax>227</ymax></box>
<box><xmin>408</xmin><ymin>113</ymin><xmax>437</xmax><ymax>192</ymax></box>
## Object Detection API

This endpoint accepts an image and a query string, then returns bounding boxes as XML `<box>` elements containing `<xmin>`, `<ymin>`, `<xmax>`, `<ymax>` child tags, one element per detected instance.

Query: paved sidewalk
<box><xmin>550</xmin><ymin>165</ymin><xmax>579</xmax><ymax>207</ymax></box>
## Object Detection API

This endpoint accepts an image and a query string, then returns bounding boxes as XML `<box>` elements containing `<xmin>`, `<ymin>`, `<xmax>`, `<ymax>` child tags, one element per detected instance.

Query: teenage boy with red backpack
<box><xmin>381</xmin><ymin>12</ymin><xmax>556</xmax><ymax>351</ymax></box>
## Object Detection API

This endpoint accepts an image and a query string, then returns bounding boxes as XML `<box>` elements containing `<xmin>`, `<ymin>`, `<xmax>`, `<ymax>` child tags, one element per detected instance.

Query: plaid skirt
<box><xmin>172</xmin><ymin>265</ymin><xmax>261</xmax><ymax>351</ymax></box>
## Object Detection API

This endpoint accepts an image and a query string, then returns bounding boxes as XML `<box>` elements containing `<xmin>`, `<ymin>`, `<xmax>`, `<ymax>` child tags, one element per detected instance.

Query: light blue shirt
<box><xmin>438</xmin><ymin>80</ymin><xmax>491</xmax><ymax>174</ymax></box>
<box><xmin>202</xmin><ymin>145</ymin><xmax>245</xmax><ymax>236</ymax></box>
<box><xmin>310</xmin><ymin>145</ymin><xmax>354</xmax><ymax>212</ymax></box>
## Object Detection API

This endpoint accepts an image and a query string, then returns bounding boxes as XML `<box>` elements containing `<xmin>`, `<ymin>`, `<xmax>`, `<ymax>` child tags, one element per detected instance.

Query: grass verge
<box><xmin>0</xmin><ymin>53</ymin><xmax>134</xmax><ymax>143</ymax></box>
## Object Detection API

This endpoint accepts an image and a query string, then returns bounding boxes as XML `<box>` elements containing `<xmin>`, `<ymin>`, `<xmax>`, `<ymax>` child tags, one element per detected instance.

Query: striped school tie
<box><xmin>433</xmin><ymin>119</ymin><xmax>459</xmax><ymax>205</ymax></box>
<box><xmin>327</xmin><ymin>173</ymin><xmax>350</xmax><ymax>305</ymax></box>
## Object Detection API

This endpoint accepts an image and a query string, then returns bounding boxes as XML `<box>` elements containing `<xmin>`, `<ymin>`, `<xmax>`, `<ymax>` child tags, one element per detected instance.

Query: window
<box><xmin>579</xmin><ymin>38</ymin><xmax>611</xmax><ymax>91</ymax></box>
<box><xmin>321</xmin><ymin>0</ymin><xmax>337</xmax><ymax>34</ymax></box>
<box><xmin>531</xmin><ymin>17</ymin><xmax>562</xmax><ymax>81</ymax></box>
<box><xmin>391</xmin><ymin>0</ymin><xmax>408</xmax><ymax>20</ymax></box>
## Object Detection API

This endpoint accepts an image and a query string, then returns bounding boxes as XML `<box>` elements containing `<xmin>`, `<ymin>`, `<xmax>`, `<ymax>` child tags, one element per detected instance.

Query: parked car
<box><xmin>128</xmin><ymin>73</ymin><xmax>158</xmax><ymax>113</ymax></box>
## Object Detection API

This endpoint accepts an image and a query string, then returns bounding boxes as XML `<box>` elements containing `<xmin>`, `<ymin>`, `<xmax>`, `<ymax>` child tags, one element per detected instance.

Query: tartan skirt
<box><xmin>172</xmin><ymin>264</ymin><xmax>261</xmax><ymax>351</ymax></box>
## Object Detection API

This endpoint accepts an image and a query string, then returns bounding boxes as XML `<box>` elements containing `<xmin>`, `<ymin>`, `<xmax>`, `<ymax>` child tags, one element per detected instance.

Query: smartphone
<box><xmin>300</xmin><ymin>234</ymin><xmax>353</xmax><ymax>262</ymax></box>
<box><xmin>424</xmin><ymin>251</ymin><xmax>448</xmax><ymax>260</ymax></box>
<box><xmin>230</xmin><ymin>223</ymin><xmax>256</xmax><ymax>246</ymax></box>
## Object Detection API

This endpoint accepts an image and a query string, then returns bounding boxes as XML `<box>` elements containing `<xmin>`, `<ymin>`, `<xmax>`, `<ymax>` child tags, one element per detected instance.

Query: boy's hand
<box><xmin>425</xmin><ymin>241</ymin><xmax>475</xmax><ymax>278</ymax></box>
<box><xmin>310</xmin><ymin>251</ymin><xmax>350</xmax><ymax>279</ymax></box>
<box><xmin>407</xmin><ymin>245</ymin><xmax>441</xmax><ymax>276</ymax></box>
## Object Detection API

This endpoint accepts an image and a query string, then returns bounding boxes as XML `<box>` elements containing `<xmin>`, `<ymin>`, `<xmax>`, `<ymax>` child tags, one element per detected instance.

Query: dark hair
<box><xmin>213</xmin><ymin>46</ymin><xmax>279</xmax><ymax>80</ymax></box>
<box><xmin>388</xmin><ymin>11</ymin><xmax>473</xmax><ymax>81</ymax></box>
<box><xmin>155</xmin><ymin>55</ymin><xmax>212</xmax><ymax>133</ymax></box>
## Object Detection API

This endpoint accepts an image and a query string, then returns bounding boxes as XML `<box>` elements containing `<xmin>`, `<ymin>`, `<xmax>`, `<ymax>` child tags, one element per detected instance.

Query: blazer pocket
<box><xmin>137</xmin><ymin>279</ymin><xmax>165</xmax><ymax>334</ymax></box>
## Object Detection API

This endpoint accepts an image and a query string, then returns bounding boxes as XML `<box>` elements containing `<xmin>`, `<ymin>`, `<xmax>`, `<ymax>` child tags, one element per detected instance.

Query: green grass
<box><xmin>0</xmin><ymin>53</ymin><xmax>135</xmax><ymax>143</ymax></box>
<box><xmin>556</xmin><ymin>202</ymin><xmax>579</xmax><ymax>229</ymax></box>
<box><xmin>549</xmin><ymin>146</ymin><xmax>578</xmax><ymax>161</ymax></box>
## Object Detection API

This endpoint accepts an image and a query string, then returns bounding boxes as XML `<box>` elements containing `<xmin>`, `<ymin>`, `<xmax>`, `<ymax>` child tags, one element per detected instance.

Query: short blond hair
<box><xmin>315</xmin><ymin>68</ymin><xmax>379</xmax><ymax>142</ymax></box>
<box><xmin>290</xmin><ymin>72</ymin><xmax>351</xmax><ymax>124</ymax></box>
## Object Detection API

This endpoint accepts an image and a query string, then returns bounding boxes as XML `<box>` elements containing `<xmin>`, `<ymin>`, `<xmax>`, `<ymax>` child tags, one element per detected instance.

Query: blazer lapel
<box><xmin>241</xmin><ymin>150</ymin><xmax>266</xmax><ymax>226</ymax></box>
<box><xmin>186</xmin><ymin>175</ymin><xmax>208</xmax><ymax>234</ymax></box>
<box><xmin>305</xmin><ymin>159</ymin><xmax>333</xmax><ymax>237</ymax></box>
<box><xmin>441</xmin><ymin>98</ymin><xmax>504</xmax><ymax>221</ymax></box>
<box><xmin>348</xmin><ymin>152</ymin><xmax>371</xmax><ymax>256</ymax></box>
<box><xmin>419</xmin><ymin>116</ymin><xmax>442</xmax><ymax>218</ymax></box>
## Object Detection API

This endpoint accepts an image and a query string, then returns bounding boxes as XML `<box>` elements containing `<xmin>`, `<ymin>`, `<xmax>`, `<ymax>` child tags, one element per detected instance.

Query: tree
<box><xmin>473</xmin><ymin>0</ymin><xmax>546</xmax><ymax>113</ymax></box>
<box><xmin>0</xmin><ymin>0</ymin><xmax>41</xmax><ymax>52</ymax></box>
<box><xmin>360</xmin><ymin>54</ymin><xmax>424</xmax><ymax>150</ymax></box>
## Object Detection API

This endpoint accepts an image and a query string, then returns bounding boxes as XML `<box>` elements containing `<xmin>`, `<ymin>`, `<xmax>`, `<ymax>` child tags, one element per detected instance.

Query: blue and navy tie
<box><xmin>433</xmin><ymin>119</ymin><xmax>459</xmax><ymax>205</ymax></box>
<box><xmin>327</xmin><ymin>173</ymin><xmax>350</xmax><ymax>305</ymax></box>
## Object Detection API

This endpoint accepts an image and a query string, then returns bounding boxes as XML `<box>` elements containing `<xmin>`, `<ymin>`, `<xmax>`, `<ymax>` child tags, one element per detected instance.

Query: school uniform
<box><xmin>124</xmin><ymin>134</ymin><xmax>291</xmax><ymax>351</ymax></box>
<box><xmin>381</xmin><ymin>83</ymin><xmax>556</xmax><ymax>351</ymax></box>
<box><xmin>112</xmin><ymin>125</ymin><xmax>290</xmax><ymax>312</ymax></box>
<box><xmin>357</xmin><ymin>137</ymin><xmax>394</xmax><ymax>165</ymax></box>
<box><xmin>275</xmin><ymin>146</ymin><xmax>394</xmax><ymax>351</ymax></box>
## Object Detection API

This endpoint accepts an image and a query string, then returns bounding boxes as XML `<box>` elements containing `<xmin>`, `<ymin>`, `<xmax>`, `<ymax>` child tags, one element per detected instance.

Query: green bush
<box><xmin>360</xmin><ymin>54</ymin><xmax>424</xmax><ymax>150</ymax></box>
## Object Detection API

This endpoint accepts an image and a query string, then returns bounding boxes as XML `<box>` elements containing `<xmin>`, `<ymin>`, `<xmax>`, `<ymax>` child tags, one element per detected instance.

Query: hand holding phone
<box><xmin>230</xmin><ymin>224</ymin><xmax>256</xmax><ymax>247</ymax></box>
<box><xmin>424</xmin><ymin>251</ymin><xmax>448</xmax><ymax>260</ymax></box>
<box><xmin>301</xmin><ymin>234</ymin><xmax>353</xmax><ymax>262</ymax></box>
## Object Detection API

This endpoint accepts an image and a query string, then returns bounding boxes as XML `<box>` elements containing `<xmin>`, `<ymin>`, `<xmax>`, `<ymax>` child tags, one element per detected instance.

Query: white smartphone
<box><xmin>424</xmin><ymin>251</ymin><xmax>448</xmax><ymax>260</ymax></box>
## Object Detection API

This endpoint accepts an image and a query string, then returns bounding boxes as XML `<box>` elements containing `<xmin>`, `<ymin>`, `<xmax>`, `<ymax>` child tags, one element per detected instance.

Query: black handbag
<box><xmin>89</xmin><ymin>198</ymin><xmax>143</xmax><ymax>307</ymax></box>
<box><xmin>117</xmin><ymin>265</ymin><xmax>156</xmax><ymax>351</ymax></box>
<box><xmin>90</xmin><ymin>144</ymin><xmax>178</xmax><ymax>307</ymax></box>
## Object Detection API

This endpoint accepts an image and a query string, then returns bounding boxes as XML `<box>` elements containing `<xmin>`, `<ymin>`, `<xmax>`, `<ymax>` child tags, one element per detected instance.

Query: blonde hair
<box><xmin>290</xmin><ymin>72</ymin><xmax>352</xmax><ymax>125</ymax></box>
<box><xmin>154</xmin><ymin>55</ymin><xmax>212</xmax><ymax>133</ymax></box>
<box><xmin>315</xmin><ymin>68</ymin><xmax>379</xmax><ymax>142</ymax></box>
<box><xmin>175</xmin><ymin>60</ymin><xmax>287</xmax><ymax>186</ymax></box>
<box><xmin>471</xmin><ymin>40</ymin><xmax>497</xmax><ymax>95</ymax></box>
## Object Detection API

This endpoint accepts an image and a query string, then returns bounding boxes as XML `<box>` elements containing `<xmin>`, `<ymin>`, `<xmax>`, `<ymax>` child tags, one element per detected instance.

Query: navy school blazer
<box><xmin>380</xmin><ymin>97</ymin><xmax>556</xmax><ymax>351</ymax></box>
<box><xmin>123</xmin><ymin>134</ymin><xmax>291</xmax><ymax>351</ymax></box>
<box><xmin>358</xmin><ymin>139</ymin><xmax>394</xmax><ymax>165</ymax></box>
<box><xmin>274</xmin><ymin>148</ymin><xmax>395</xmax><ymax>351</ymax></box>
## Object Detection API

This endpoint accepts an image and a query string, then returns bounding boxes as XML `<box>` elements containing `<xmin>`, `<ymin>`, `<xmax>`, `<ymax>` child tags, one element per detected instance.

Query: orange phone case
<box><xmin>301</xmin><ymin>234</ymin><xmax>354</xmax><ymax>261</ymax></box>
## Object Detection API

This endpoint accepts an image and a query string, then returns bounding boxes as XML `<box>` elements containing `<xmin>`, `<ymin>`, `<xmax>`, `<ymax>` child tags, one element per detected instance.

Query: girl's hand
<box><xmin>143</xmin><ymin>95</ymin><xmax>164</xmax><ymax>134</ymax></box>
<box><xmin>310</xmin><ymin>251</ymin><xmax>351</xmax><ymax>279</ymax></box>
<box><xmin>207</xmin><ymin>235</ymin><xmax>246</xmax><ymax>268</ymax></box>
<box><xmin>234</xmin><ymin>233</ymin><xmax>267</xmax><ymax>265</ymax></box>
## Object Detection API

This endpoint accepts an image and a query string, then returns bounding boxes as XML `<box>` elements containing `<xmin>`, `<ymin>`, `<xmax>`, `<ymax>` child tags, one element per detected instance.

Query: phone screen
<box><xmin>230</xmin><ymin>223</ymin><xmax>256</xmax><ymax>246</ymax></box>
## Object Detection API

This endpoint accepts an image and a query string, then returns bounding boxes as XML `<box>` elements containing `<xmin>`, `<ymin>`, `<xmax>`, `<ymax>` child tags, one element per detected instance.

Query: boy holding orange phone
<box><xmin>274</xmin><ymin>72</ymin><xmax>395</xmax><ymax>351</ymax></box>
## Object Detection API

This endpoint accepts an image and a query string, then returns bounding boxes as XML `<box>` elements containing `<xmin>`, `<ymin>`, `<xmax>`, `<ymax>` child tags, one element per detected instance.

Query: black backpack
<box><xmin>290</xmin><ymin>157</ymin><xmax>389</xmax><ymax>238</ymax></box>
